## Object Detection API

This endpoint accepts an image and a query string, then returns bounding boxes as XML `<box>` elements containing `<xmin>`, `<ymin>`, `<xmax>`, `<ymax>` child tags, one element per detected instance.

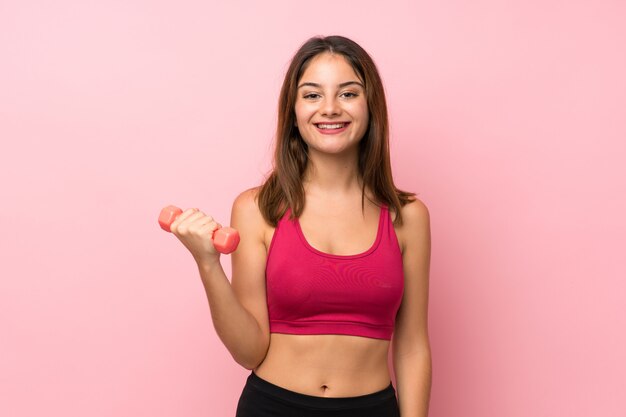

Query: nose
<box><xmin>320</xmin><ymin>96</ymin><xmax>340</xmax><ymax>117</ymax></box>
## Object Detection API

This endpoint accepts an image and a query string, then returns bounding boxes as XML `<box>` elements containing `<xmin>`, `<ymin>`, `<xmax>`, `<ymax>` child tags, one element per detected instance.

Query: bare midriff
<box><xmin>253</xmin><ymin>333</ymin><xmax>392</xmax><ymax>397</ymax></box>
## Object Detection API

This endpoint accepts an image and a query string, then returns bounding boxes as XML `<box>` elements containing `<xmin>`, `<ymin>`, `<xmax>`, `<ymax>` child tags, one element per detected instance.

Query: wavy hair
<box><xmin>257</xmin><ymin>35</ymin><xmax>416</xmax><ymax>227</ymax></box>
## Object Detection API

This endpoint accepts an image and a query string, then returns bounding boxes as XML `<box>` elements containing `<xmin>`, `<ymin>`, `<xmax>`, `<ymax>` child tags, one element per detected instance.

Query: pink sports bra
<box><xmin>265</xmin><ymin>204</ymin><xmax>404</xmax><ymax>340</ymax></box>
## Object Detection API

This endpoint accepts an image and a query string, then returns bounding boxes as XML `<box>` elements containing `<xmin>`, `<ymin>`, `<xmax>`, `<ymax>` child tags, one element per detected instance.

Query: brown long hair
<box><xmin>257</xmin><ymin>35</ymin><xmax>416</xmax><ymax>227</ymax></box>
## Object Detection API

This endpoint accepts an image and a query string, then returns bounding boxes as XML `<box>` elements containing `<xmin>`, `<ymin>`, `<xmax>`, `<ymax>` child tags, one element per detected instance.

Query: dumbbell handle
<box><xmin>158</xmin><ymin>205</ymin><xmax>240</xmax><ymax>254</ymax></box>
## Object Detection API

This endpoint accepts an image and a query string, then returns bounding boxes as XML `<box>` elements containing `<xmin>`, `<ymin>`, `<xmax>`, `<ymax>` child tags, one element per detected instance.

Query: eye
<box><xmin>340</xmin><ymin>91</ymin><xmax>359</xmax><ymax>98</ymax></box>
<box><xmin>303</xmin><ymin>92</ymin><xmax>321</xmax><ymax>99</ymax></box>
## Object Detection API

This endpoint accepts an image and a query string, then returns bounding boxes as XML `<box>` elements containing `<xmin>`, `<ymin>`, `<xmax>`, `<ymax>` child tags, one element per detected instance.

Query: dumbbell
<box><xmin>158</xmin><ymin>205</ymin><xmax>240</xmax><ymax>254</ymax></box>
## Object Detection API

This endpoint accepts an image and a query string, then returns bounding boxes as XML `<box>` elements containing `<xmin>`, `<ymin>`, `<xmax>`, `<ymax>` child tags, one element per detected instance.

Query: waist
<box><xmin>246</xmin><ymin>371</ymin><xmax>396</xmax><ymax>407</ymax></box>
<box><xmin>253</xmin><ymin>333</ymin><xmax>391</xmax><ymax>397</ymax></box>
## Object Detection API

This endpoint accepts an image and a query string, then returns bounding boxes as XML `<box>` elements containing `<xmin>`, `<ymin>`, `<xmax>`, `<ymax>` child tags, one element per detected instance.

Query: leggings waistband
<box><xmin>246</xmin><ymin>371</ymin><xmax>396</xmax><ymax>410</ymax></box>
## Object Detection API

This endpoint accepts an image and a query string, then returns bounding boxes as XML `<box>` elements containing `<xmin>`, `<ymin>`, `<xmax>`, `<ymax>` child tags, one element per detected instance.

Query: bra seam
<box><xmin>270</xmin><ymin>319</ymin><xmax>394</xmax><ymax>329</ymax></box>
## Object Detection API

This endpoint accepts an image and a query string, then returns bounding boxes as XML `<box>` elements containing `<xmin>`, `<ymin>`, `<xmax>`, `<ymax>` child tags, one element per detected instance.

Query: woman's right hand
<box><xmin>169</xmin><ymin>208</ymin><xmax>222</xmax><ymax>267</ymax></box>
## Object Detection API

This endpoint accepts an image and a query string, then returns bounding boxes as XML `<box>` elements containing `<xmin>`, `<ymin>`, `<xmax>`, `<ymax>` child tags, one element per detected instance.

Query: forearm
<box><xmin>394</xmin><ymin>350</ymin><xmax>432</xmax><ymax>417</ymax></box>
<box><xmin>197</xmin><ymin>260</ymin><xmax>267</xmax><ymax>369</ymax></box>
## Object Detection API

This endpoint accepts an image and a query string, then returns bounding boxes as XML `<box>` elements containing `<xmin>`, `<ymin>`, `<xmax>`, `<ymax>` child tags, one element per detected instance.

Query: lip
<box><xmin>314</xmin><ymin>121</ymin><xmax>351</xmax><ymax>135</ymax></box>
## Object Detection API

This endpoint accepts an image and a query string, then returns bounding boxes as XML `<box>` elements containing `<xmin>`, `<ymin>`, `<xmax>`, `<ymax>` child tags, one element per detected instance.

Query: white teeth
<box><xmin>317</xmin><ymin>123</ymin><xmax>345</xmax><ymax>129</ymax></box>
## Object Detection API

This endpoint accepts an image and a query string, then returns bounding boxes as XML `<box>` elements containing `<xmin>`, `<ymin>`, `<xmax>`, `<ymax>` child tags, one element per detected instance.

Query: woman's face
<box><xmin>294</xmin><ymin>52</ymin><xmax>369</xmax><ymax>157</ymax></box>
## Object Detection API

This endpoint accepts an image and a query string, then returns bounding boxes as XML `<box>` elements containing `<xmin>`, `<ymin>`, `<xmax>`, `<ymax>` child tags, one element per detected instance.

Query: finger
<box><xmin>198</xmin><ymin>222</ymin><xmax>220</xmax><ymax>239</ymax></box>
<box><xmin>192</xmin><ymin>218</ymin><xmax>218</xmax><ymax>233</ymax></box>
<box><xmin>186</xmin><ymin>212</ymin><xmax>219</xmax><ymax>233</ymax></box>
<box><xmin>186</xmin><ymin>212</ymin><xmax>215</xmax><ymax>229</ymax></box>
<box><xmin>170</xmin><ymin>208</ymin><xmax>199</xmax><ymax>232</ymax></box>
<box><xmin>198</xmin><ymin>220</ymin><xmax>220</xmax><ymax>231</ymax></box>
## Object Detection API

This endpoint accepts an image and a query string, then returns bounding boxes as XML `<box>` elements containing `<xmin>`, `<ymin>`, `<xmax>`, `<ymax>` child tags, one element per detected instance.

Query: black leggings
<box><xmin>235</xmin><ymin>371</ymin><xmax>400</xmax><ymax>417</ymax></box>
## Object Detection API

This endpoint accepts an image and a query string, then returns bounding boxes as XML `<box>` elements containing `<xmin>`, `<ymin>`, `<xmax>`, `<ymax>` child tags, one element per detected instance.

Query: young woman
<box><xmin>169</xmin><ymin>35</ymin><xmax>432</xmax><ymax>417</ymax></box>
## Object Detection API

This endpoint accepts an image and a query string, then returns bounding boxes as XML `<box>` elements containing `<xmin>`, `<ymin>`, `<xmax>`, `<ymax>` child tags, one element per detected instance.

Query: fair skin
<box><xmin>169</xmin><ymin>52</ymin><xmax>431</xmax><ymax>416</ymax></box>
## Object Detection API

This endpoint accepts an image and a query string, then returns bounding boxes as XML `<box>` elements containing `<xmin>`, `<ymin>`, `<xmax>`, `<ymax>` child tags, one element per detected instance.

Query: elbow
<box><xmin>240</xmin><ymin>361</ymin><xmax>260</xmax><ymax>371</ymax></box>
<box><xmin>238</xmin><ymin>353</ymin><xmax>265</xmax><ymax>371</ymax></box>
<box><xmin>237</xmin><ymin>338</ymin><xmax>270</xmax><ymax>371</ymax></box>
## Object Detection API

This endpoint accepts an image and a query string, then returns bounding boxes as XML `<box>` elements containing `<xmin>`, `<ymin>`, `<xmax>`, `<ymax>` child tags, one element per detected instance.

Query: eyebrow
<box><xmin>297</xmin><ymin>81</ymin><xmax>364</xmax><ymax>89</ymax></box>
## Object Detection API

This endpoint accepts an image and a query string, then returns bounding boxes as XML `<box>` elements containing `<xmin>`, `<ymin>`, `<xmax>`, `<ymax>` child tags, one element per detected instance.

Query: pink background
<box><xmin>1</xmin><ymin>1</ymin><xmax>625</xmax><ymax>416</ymax></box>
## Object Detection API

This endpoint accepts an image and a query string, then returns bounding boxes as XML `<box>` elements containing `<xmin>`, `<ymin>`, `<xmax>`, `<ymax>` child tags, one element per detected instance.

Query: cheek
<box><xmin>350</xmin><ymin>100</ymin><xmax>369</xmax><ymax>120</ymax></box>
<box><xmin>357</xmin><ymin>108</ymin><xmax>370</xmax><ymax>137</ymax></box>
<box><xmin>358</xmin><ymin>104</ymin><xmax>370</xmax><ymax>126</ymax></box>
<box><xmin>294</xmin><ymin>103</ymin><xmax>310</xmax><ymax>125</ymax></box>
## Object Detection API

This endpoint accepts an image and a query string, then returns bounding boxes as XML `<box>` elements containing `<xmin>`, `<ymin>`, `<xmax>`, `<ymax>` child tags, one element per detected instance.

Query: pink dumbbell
<box><xmin>158</xmin><ymin>205</ymin><xmax>240</xmax><ymax>254</ymax></box>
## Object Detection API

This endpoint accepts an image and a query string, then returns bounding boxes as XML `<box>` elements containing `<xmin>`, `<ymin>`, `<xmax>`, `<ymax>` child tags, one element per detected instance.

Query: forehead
<box><xmin>299</xmin><ymin>52</ymin><xmax>361</xmax><ymax>83</ymax></box>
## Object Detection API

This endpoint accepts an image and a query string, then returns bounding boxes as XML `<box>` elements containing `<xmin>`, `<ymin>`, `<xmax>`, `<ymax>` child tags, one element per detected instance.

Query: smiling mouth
<box><xmin>315</xmin><ymin>122</ymin><xmax>350</xmax><ymax>129</ymax></box>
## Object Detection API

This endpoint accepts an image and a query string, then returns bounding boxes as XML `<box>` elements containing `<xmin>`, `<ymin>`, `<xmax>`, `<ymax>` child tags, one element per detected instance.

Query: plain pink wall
<box><xmin>1</xmin><ymin>1</ymin><xmax>625</xmax><ymax>416</ymax></box>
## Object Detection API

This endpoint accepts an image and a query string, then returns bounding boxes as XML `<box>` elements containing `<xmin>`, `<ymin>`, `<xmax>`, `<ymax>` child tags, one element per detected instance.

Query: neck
<box><xmin>302</xmin><ymin>150</ymin><xmax>363</xmax><ymax>198</ymax></box>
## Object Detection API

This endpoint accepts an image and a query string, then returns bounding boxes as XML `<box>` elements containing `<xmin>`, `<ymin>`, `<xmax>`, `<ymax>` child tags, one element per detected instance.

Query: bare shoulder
<box><xmin>232</xmin><ymin>186</ymin><xmax>261</xmax><ymax>214</ymax></box>
<box><xmin>231</xmin><ymin>186</ymin><xmax>269</xmax><ymax>243</ymax></box>
<box><xmin>391</xmin><ymin>197</ymin><xmax>431</xmax><ymax>254</ymax></box>
<box><xmin>397</xmin><ymin>197</ymin><xmax>429</xmax><ymax>220</ymax></box>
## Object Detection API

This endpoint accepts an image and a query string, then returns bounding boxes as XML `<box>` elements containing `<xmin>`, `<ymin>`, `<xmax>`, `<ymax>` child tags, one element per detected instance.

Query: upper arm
<box><xmin>392</xmin><ymin>198</ymin><xmax>432</xmax><ymax>357</ymax></box>
<box><xmin>230</xmin><ymin>187</ymin><xmax>271</xmax><ymax>350</ymax></box>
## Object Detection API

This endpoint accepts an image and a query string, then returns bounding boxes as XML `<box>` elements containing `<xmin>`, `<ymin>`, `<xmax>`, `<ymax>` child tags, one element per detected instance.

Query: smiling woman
<box><xmin>168</xmin><ymin>35</ymin><xmax>432</xmax><ymax>417</ymax></box>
